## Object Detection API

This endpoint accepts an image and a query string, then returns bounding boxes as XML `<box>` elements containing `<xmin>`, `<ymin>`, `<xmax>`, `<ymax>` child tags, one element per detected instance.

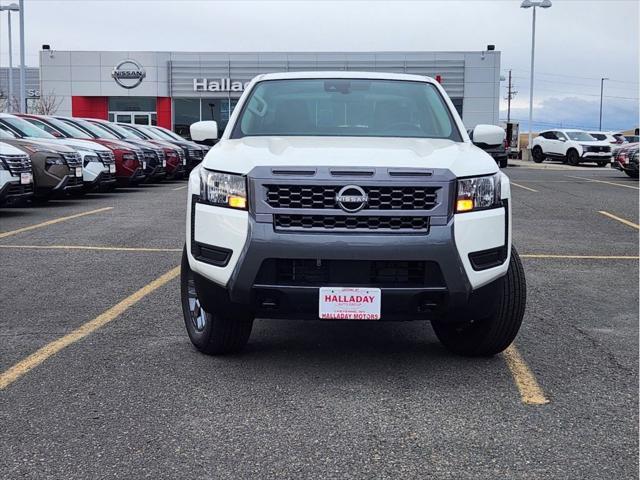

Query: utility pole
<box><xmin>599</xmin><ymin>77</ymin><xmax>608</xmax><ymax>131</ymax></box>
<box><xmin>505</xmin><ymin>69</ymin><xmax>518</xmax><ymax>123</ymax></box>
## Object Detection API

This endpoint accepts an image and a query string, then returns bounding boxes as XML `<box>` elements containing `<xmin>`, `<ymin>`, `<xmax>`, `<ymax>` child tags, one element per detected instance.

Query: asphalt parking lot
<box><xmin>0</xmin><ymin>164</ymin><xmax>638</xmax><ymax>479</ymax></box>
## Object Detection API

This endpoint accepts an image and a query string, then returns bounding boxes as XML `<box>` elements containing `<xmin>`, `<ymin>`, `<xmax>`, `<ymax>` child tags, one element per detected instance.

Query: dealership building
<box><xmin>2</xmin><ymin>49</ymin><xmax>501</xmax><ymax>135</ymax></box>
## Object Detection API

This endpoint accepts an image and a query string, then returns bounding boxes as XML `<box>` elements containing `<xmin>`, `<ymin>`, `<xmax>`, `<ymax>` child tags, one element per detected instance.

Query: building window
<box><xmin>451</xmin><ymin>98</ymin><xmax>463</xmax><ymax>117</ymax></box>
<box><xmin>108</xmin><ymin>97</ymin><xmax>157</xmax><ymax>112</ymax></box>
<box><xmin>173</xmin><ymin>98</ymin><xmax>239</xmax><ymax>138</ymax></box>
<box><xmin>174</xmin><ymin>98</ymin><xmax>201</xmax><ymax>138</ymax></box>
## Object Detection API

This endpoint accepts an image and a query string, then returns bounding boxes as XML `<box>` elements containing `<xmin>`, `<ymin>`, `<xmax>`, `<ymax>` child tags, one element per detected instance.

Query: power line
<box><xmin>506</xmin><ymin>68</ymin><xmax>639</xmax><ymax>85</ymax></box>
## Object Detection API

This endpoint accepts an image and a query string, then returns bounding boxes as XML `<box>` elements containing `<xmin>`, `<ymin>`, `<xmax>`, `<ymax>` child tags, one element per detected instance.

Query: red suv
<box><xmin>53</xmin><ymin>116</ymin><xmax>148</xmax><ymax>186</ymax></box>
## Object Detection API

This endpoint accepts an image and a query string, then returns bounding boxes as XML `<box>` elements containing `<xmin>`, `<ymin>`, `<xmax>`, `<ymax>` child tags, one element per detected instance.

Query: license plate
<box><xmin>182</xmin><ymin>159</ymin><xmax>187</xmax><ymax>166</ymax></box>
<box><xmin>142</xmin><ymin>161</ymin><xmax>147</xmax><ymax>170</ymax></box>
<box><xmin>319</xmin><ymin>287</ymin><xmax>381</xmax><ymax>320</ymax></box>
<box><xmin>75</xmin><ymin>167</ymin><xmax>83</xmax><ymax>177</ymax></box>
<box><xmin>109</xmin><ymin>164</ymin><xmax>116</xmax><ymax>173</ymax></box>
<box><xmin>20</xmin><ymin>172</ymin><xmax>32</xmax><ymax>185</ymax></box>
<box><xmin>162</xmin><ymin>159</ymin><xmax>167</xmax><ymax>167</ymax></box>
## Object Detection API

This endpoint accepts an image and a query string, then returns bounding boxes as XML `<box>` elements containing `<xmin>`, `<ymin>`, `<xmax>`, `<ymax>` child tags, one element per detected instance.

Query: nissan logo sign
<box><xmin>111</xmin><ymin>60</ymin><xmax>146</xmax><ymax>89</ymax></box>
<box><xmin>336</xmin><ymin>185</ymin><xmax>369</xmax><ymax>213</ymax></box>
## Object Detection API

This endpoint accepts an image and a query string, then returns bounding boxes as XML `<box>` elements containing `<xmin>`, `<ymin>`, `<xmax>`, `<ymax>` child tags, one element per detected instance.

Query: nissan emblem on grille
<box><xmin>335</xmin><ymin>185</ymin><xmax>368</xmax><ymax>212</ymax></box>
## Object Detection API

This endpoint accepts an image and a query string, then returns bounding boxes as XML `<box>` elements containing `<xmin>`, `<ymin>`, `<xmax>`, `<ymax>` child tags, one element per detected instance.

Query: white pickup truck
<box><xmin>181</xmin><ymin>72</ymin><xmax>526</xmax><ymax>357</ymax></box>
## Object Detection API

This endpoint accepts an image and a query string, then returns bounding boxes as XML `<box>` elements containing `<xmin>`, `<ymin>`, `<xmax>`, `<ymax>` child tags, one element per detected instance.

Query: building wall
<box><xmin>39</xmin><ymin>50</ymin><xmax>500</xmax><ymax>128</ymax></box>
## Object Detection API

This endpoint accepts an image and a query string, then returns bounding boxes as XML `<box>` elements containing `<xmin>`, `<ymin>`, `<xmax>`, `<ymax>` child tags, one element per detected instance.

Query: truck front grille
<box><xmin>266</xmin><ymin>185</ymin><xmax>439</xmax><ymax>210</ymax></box>
<box><xmin>252</xmin><ymin>166</ymin><xmax>450</xmax><ymax>234</ymax></box>
<box><xmin>255</xmin><ymin>259</ymin><xmax>444</xmax><ymax>287</ymax></box>
<box><xmin>274</xmin><ymin>214</ymin><xmax>429</xmax><ymax>232</ymax></box>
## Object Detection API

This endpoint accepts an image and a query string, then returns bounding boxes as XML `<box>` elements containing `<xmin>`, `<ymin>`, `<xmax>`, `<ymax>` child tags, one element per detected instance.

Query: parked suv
<box><xmin>531</xmin><ymin>130</ymin><xmax>611</xmax><ymax>166</ymax></box>
<box><xmin>115</xmin><ymin>124</ymin><xmax>187</xmax><ymax>179</ymax></box>
<box><xmin>612</xmin><ymin>143</ymin><xmax>639</xmax><ymax>178</ymax></box>
<box><xmin>0</xmin><ymin>140</ymin><xmax>33</xmax><ymax>205</ymax></box>
<box><xmin>53</xmin><ymin>117</ymin><xmax>147</xmax><ymax>186</ymax></box>
<box><xmin>181</xmin><ymin>72</ymin><xmax>526</xmax><ymax>357</ymax></box>
<box><xmin>83</xmin><ymin>119</ymin><xmax>168</xmax><ymax>182</ymax></box>
<box><xmin>7</xmin><ymin>113</ymin><xmax>117</xmax><ymax>192</ymax></box>
<box><xmin>0</xmin><ymin>127</ymin><xmax>83</xmax><ymax>199</ymax></box>
<box><xmin>145</xmin><ymin>125</ymin><xmax>207</xmax><ymax>172</ymax></box>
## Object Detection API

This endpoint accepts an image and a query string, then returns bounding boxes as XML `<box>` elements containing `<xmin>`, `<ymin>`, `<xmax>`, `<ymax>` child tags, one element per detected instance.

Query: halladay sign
<box><xmin>193</xmin><ymin>78</ymin><xmax>249</xmax><ymax>92</ymax></box>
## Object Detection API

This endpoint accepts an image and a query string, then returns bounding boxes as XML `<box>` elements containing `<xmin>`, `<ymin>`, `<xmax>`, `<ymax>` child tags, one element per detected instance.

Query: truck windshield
<box><xmin>232</xmin><ymin>79</ymin><xmax>461</xmax><ymax>141</ymax></box>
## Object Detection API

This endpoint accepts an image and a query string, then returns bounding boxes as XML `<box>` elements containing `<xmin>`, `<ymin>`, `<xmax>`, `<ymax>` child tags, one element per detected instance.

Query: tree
<box><xmin>30</xmin><ymin>92</ymin><xmax>63</xmax><ymax>115</ymax></box>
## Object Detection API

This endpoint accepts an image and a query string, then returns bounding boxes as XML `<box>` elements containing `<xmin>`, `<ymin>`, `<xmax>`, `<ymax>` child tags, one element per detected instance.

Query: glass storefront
<box><xmin>107</xmin><ymin>97</ymin><xmax>157</xmax><ymax>126</ymax></box>
<box><xmin>174</xmin><ymin>97</ymin><xmax>239</xmax><ymax>138</ymax></box>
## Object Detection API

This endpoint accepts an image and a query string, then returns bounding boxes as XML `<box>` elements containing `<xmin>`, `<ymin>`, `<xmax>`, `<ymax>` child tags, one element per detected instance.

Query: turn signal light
<box><xmin>228</xmin><ymin>196</ymin><xmax>247</xmax><ymax>209</ymax></box>
<box><xmin>456</xmin><ymin>199</ymin><xmax>474</xmax><ymax>212</ymax></box>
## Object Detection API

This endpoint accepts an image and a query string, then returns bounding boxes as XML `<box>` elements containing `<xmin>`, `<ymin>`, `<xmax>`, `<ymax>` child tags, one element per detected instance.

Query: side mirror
<box><xmin>470</xmin><ymin>124</ymin><xmax>506</xmax><ymax>149</ymax></box>
<box><xmin>190</xmin><ymin>120</ymin><xmax>218</xmax><ymax>146</ymax></box>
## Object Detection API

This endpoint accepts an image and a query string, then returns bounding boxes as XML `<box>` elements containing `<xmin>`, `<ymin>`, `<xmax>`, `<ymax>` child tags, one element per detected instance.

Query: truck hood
<box><xmin>203</xmin><ymin>137</ymin><xmax>497</xmax><ymax>177</ymax></box>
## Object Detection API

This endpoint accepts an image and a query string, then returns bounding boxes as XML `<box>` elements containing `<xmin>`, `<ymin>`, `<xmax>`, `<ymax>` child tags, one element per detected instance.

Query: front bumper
<box><xmin>188</xmin><ymin>173</ymin><xmax>511</xmax><ymax>323</ymax></box>
<box><xmin>0</xmin><ymin>179</ymin><xmax>34</xmax><ymax>204</ymax></box>
<box><xmin>191</xmin><ymin>212</ymin><xmax>505</xmax><ymax>322</ymax></box>
<box><xmin>581</xmin><ymin>152</ymin><xmax>611</xmax><ymax>160</ymax></box>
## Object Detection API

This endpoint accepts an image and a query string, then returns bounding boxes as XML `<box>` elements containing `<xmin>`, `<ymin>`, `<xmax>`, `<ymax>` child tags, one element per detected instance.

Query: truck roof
<box><xmin>253</xmin><ymin>71</ymin><xmax>438</xmax><ymax>84</ymax></box>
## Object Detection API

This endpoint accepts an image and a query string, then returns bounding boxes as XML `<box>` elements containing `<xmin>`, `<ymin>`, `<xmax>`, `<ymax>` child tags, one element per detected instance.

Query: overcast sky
<box><xmin>0</xmin><ymin>0</ymin><xmax>638</xmax><ymax>130</ymax></box>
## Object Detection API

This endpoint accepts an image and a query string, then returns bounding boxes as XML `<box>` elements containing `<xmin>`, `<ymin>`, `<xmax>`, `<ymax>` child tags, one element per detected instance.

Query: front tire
<box><xmin>432</xmin><ymin>246</ymin><xmax>526</xmax><ymax>357</ymax></box>
<box><xmin>532</xmin><ymin>146</ymin><xmax>544</xmax><ymax>163</ymax></box>
<box><xmin>567</xmin><ymin>149</ymin><xmax>580</xmax><ymax>166</ymax></box>
<box><xmin>180</xmin><ymin>247</ymin><xmax>253</xmax><ymax>355</ymax></box>
<box><xmin>499</xmin><ymin>158</ymin><xmax>508</xmax><ymax>168</ymax></box>
<box><xmin>625</xmin><ymin>170</ymin><xmax>639</xmax><ymax>178</ymax></box>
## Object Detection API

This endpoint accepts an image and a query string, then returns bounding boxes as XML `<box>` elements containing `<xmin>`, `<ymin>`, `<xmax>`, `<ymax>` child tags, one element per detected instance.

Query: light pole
<box><xmin>0</xmin><ymin>3</ymin><xmax>19</xmax><ymax>112</ymax></box>
<box><xmin>18</xmin><ymin>0</ymin><xmax>25</xmax><ymax>113</ymax></box>
<box><xmin>599</xmin><ymin>77</ymin><xmax>608</xmax><ymax>130</ymax></box>
<box><xmin>521</xmin><ymin>0</ymin><xmax>552</xmax><ymax>151</ymax></box>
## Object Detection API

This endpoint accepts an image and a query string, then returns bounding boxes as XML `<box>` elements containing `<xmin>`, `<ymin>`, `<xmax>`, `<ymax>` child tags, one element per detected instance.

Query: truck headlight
<box><xmin>200</xmin><ymin>168</ymin><xmax>247</xmax><ymax>209</ymax></box>
<box><xmin>456</xmin><ymin>173</ymin><xmax>501</xmax><ymax>213</ymax></box>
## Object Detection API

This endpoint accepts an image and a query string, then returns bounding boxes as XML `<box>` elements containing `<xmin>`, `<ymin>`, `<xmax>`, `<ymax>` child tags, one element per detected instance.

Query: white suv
<box><xmin>531</xmin><ymin>129</ymin><xmax>612</xmax><ymax>166</ymax></box>
<box><xmin>0</xmin><ymin>140</ymin><xmax>33</xmax><ymax>205</ymax></box>
<box><xmin>182</xmin><ymin>72</ymin><xmax>526</xmax><ymax>357</ymax></box>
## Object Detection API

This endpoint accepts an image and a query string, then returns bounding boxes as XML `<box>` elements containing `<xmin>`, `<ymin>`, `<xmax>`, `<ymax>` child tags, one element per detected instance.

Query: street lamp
<box><xmin>0</xmin><ymin>3</ymin><xmax>19</xmax><ymax>112</ymax></box>
<box><xmin>599</xmin><ymin>77</ymin><xmax>609</xmax><ymax>130</ymax></box>
<box><xmin>521</xmin><ymin>0</ymin><xmax>552</xmax><ymax>151</ymax></box>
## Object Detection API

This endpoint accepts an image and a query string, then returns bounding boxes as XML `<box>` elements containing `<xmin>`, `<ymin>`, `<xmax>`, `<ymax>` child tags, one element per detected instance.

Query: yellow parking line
<box><xmin>0</xmin><ymin>266</ymin><xmax>180</xmax><ymax>390</ymax></box>
<box><xmin>503</xmin><ymin>344</ymin><xmax>549</xmax><ymax>406</ymax></box>
<box><xmin>0</xmin><ymin>245</ymin><xmax>181</xmax><ymax>253</ymax></box>
<box><xmin>521</xmin><ymin>254</ymin><xmax>638</xmax><ymax>259</ymax></box>
<box><xmin>0</xmin><ymin>207</ymin><xmax>113</xmax><ymax>240</ymax></box>
<box><xmin>598</xmin><ymin>211</ymin><xmax>639</xmax><ymax>230</ymax></box>
<box><xmin>567</xmin><ymin>176</ymin><xmax>640</xmax><ymax>190</ymax></box>
<box><xmin>172</xmin><ymin>185</ymin><xmax>188</xmax><ymax>191</ymax></box>
<box><xmin>510</xmin><ymin>182</ymin><xmax>538</xmax><ymax>193</ymax></box>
